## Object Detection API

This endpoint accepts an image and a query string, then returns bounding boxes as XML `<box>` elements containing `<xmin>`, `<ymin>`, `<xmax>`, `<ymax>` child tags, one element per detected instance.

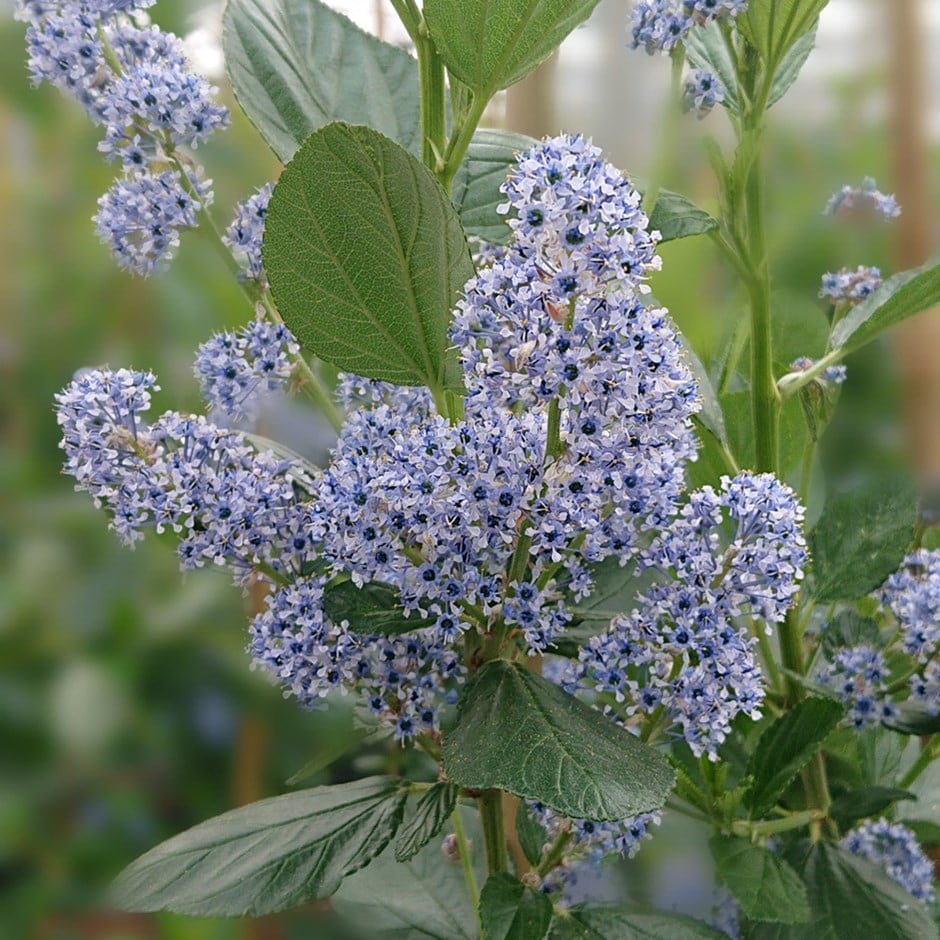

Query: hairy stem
<box><xmin>451</xmin><ymin>804</ymin><xmax>481</xmax><ymax>923</ymax></box>
<box><xmin>479</xmin><ymin>789</ymin><xmax>508</xmax><ymax>875</ymax></box>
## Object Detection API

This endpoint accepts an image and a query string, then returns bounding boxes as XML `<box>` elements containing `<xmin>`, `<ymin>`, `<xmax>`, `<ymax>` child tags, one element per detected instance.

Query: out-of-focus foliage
<box><xmin>1</xmin><ymin>0</ymin><xmax>934</xmax><ymax>936</ymax></box>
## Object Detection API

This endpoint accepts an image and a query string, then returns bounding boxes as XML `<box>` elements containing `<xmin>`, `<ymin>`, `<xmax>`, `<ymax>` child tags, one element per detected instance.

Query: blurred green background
<box><xmin>0</xmin><ymin>1</ymin><xmax>935</xmax><ymax>938</ymax></box>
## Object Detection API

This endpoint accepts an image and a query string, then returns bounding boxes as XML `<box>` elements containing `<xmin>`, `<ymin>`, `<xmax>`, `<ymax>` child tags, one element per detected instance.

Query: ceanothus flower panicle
<box><xmin>223</xmin><ymin>184</ymin><xmax>274</xmax><ymax>285</ymax></box>
<box><xmin>842</xmin><ymin>819</ymin><xmax>935</xmax><ymax>903</ymax></box>
<box><xmin>819</xmin><ymin>265</ymin><xmax>882</xmax><ymax>305</ymax></box>
<box><xmin>825</xmin><ymin>178</ymin><xmax>901</xmax><ymax>221</ymax></box>
<box><xmin>195</xmin><ymin>318</ymin><xmax>299</xmax><ymax>422</ymax></box>
<box><xmin>630</xmin><ymin>0</ymin><xmax>747</xmax><ymax>55</ymax></box>
<box><xmin>683</xmin><ymin>69</ymin><xmax>725</xmax><ymax>117</ymax></box>
<box><xmin>817</xmin><ymin>550</ymin><xmax>940</xmax><ymax>725</ymax></box>
<box><xmin>56</xmin><ymin>135</ymin><xmax>807</xmax><ymax>793</ymax></box>
<box><xmin>15</xmin><ymin>0</ymin><xmax>228</xmax><ymax>274</ymax></box>
<box><xmin>567</xmin><ymin>473</ymin><xmax>806</xmax><ymax>759</ymax></box>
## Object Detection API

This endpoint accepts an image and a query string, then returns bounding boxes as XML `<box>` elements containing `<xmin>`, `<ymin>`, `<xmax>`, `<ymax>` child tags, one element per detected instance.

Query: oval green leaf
<box><xmin>443</xmin><ymin>660</ymin><xmax>675</xmax><ymax>821</ymax></box>
<box><xmin>223</xmin><ymin>0</ymin><xmax>420</xmax><ymax>162</ymax></box>
<box><xmin>649</xmin><ymin>190</ymin><xmax>720</xmax><ymax>243</ymax></box>
<box><xmin>452</xmin><ymin>129</ymin><xmax>536</xmax><ymax>244</ymax></box>
<box><xmin>333</xmin><ymin>806</ymin><xmax>483</xmax><ymax>940</ymax></box>
<box><xmin>324</xmin><ymin>579</ymin><xmax>420</xmax><ymax>637</ymax></box>
<box><xmin>550</xmin><ymin>907</ymin><xmax>726</xmax><ymax>939</ymax></box>
<box><xmin>745</xmin><ymin>697</ymin><xmax>845</xmax><ymax>818</ymax></box>
<box><xmin>750</xmin><ymin>841</ymin><xmax>938</xmax><ymax>940</ymax></box>
<box><xmin>395</xmin><ymin>782</ymin><xmax>459</xmax><ymax>863</ymax></box>
<box><xmin>263</xmin><ymin>122</ymin><xmax>473</xmax><ymax>390</ymax></box>
<box><xmin>480</xmin><ymin>873</ymin><xmax>554</xmax><ymax>940</ymax></box>
<box><xmin>111</xmin><ymin>776</ymin><xmax>408</xmax><ymax>916</ymax></box>
<box><xmin>809</xmin><ymin>475</ymin><xmax>919</xmax><ymax>603</ymax></box>
<box><xmin>424</xmin><ymin>0</ymin><xmax>603</xmax><ymax>96</ymax></box>
<box><xmin>710</xmin><ymin>835</ymin><xmax>810</xmax><ymax>924</ymax></box>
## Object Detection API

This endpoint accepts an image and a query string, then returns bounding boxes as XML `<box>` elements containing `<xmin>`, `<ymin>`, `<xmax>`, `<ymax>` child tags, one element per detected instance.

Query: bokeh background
<box><xmin>1</xmin><ymin>0</ymin><xmax>937</xmax><ymax>937</ymax></box>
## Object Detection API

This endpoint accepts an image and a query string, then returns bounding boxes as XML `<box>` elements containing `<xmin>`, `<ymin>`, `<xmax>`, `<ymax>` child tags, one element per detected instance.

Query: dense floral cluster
<box><xmin>528</xmin><ymin>802</ymin><xmax>661</xmax><ymax>898</ymax></box>
<box><xmin>195</xmin><ymin>319</ymin><xmax>299</xmax><ymax>423</ymax></box>
<box><xmin>819</xmin><ymin>265</ymin><xmax>882</xmax><ymax>305</ymax></box>
<box><xmin>567</xmin><ymin>473</ymin><xmax>806</xmax><ymax>758</ymax></box>
<box><xmin>825</xmin><ymin>178</ymin><xmax>901</xmax><ymax>221</ymax></box>
<box><xmin>842</xmin><ymin>819</ymin><xmax>935</xmax><ymax>902</ymax></box>
<box><xmin>816</xmin><ymin>646</ymin><xmax>896</xmax><ymax>729</ymax></box>
<box><xmin>56</xmin><ymin>136</ymin><xmax>808</xmax><ymax>828</ymax></box>
<box><xmin>817</xmin><ymin>550</ymin><xmax>940</xmax><ymax>725</ymax></box>
<box><xmin>223</xmin><ymin>184</ymin><xmax>273</xmax><ymax>285</ymax></box>
<box><xmin>683</xmin><ymin>69</ymin><xmax>725</xmax><ymax>117</ymax></box>
<box><xmin>630</xmin><ymin>0</ymin><xmax>747</xmax><ymax>55</ymax></box>
<box><xmin>15</xmin><ymin>0</ymin><xmax>228</xmax><ymax>273</ymax></box>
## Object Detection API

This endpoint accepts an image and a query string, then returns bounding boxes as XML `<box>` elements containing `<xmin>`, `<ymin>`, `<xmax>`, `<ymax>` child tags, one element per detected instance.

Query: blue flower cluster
<box><xmin>223</xmin><ymin>184</ymin><xmax>273</xmax><ymax>285</ymax></box>
<box><xmin>57</xmin><ymin>135</ymin><xmax>806</xmax><ymax>769</ymax></box>
<box><xmin>568</xmin><ymin>473</ymin><xmax>806</xmax><ymax>758</ymax></box>
<box><xmin>817</xmin><ymin>550</ymin><xmax>940</xmax><ymax>725</ymax></box>
<box><xmin>527</xmin><ymin>801</ymin><xmax>661</xmax><ymax>898</ymax></box>
<box><xmin>842</xmin><ymin>819</ymin><xmax>935</xmax><ymax>903</ymax></box>
<box><xmin>195</xmin><ymin>319</ymin><xmax>299</xmax><ymax>423</ymax></box>
<box><xmin>819</xmin><ymin>266</ymin><xmax>882</xmax><ymax>305</ymax></box>
<box><xmin>825</xmin><ymin>178</ymin><xmax>901</xmax><ymax>221</ymax></box>
<box><xmin>683</xmin><ymin>69</ymin><xmax>725</xmax><ymax>117</ymax></box>
<box><xmin>880</xmin><ymin>550</ymin><xmax>940</xmax><ymax>667</ymax></box>
<box><xmin>54</xmin><ymin>369</ymin><xmax>306</xmax><ymax>582</ymax></box>
<box><xmin>15</xmin><ymin>0</ymin><xmax>228</xmax><ymax>274</ymax></box>
<box><xmin>630</xmin><ymin>0</ymin><xmax>747</xmax><ymax>55</ymax></box>
<box><xmin>789</xmin><ymin>357</ymin><xmax>847</xmax><ymax>386</ymax></box>
<box><xmin>816</xmin><ymin>646</ymin><xmax>896</xmax><ymax>729</ymax></box>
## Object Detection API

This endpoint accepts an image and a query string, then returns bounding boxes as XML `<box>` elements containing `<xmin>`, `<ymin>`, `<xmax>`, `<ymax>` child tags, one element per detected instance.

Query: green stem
<box><xmin>479</xmin><ymin>789</ymin><xmax>508</xmax><ymax>876</ymax></box>
<box><xmin>742</xmin><ymin>140</ymin><xmax>780</xmax><ymax>472</ymax></box>
<box><xmin>779</xmin><ymin>606</ymin><xmax>805</xmax><ymax>706</ymax></box>
<box><xmin>388</xmin><ymin>0</ymin><xmax>421</xmax><ymax>40</ymax></box>
<box><xmin>451</xmin><ymin>805</ymin><xmax>481</xmax><ymax>923</ymax></box>
<box><xmin>802</xmin><ymin>751</ymin><xmax>834</xmax><ymax>840</ymax></box>
<box><xmin>258</xmin><ymin>295</ymin><xmax>343</xmax><ymax>432</ymax></box>
<box><xmin>899</xmin><ymin>736</ymin><xmax>939</xmax><ymax>790</ymax></box>
<box><xmin>440</xmin><ymin>93</ymin><xmax>488</xmax><ymax>194</ymax></box>
<box><xmin>731</xmin><ymin>808</ymin><xmax>825</xmax><ymax>839</ymax></box>
<box><xmin>415</xmin><ymin>21</ymin><xmax>447</xmax><ymax>174</ymax></box>
<box><xmin>536</xmin><ymin>829</ymin><xmax>572</xmax><ymax>879</ymax></box>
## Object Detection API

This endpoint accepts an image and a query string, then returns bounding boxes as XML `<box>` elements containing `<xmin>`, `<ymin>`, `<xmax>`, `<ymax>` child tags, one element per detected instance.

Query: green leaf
<box><xmin>750</xmin><ymin>841</ymin><xmax>938</xmax><ymax>940</ymax></box>
<box><xmin>424</xmin><ymin>0</ymin><xmax>602</xmax><ymax>95</ymax></box>
<box><xmin>649</xmin><ymin>190</ymin><xmax>719</xmax><ymax>243</ymax></box>
<box><xmin>683</xmin><ymin>21</ymin><xmax>741</xmax><ymax>116</ymax></box>
<box><xmin>394</xmin><ymin>782</ymin><xmax>459</xmax><ymax>863</ymax></box>
<box><xmin>830</xmin><ymin>262</ymin><xmax>940</xmax><ymax>355</ymax></box>
<box><xmin>222</xmin><ymin>0</ymin><xmax>420</xmax><ymax>163</ymax></box>
<box><xmin>745</xmin><ymin>697</ymin><xmax>845</xmax><ymax>817</ymax></box>
<box><xmin>111</xmin><ymin>777</ymin><xmax>408</xmax><ymax>916</ymax></box>
<box><xmin>809</xmin><ymin>476</ymin><xmax>919</xmax><ymax>602</ymax></box>
<box><xmin>820</xmin><ymin>611</ymin><xmax>882</xmax><ymax>659</ymax></box>
<box><xmin>885</xmin><ymin>705</ymin><xmax>940</xmax><ymax>737</ymax></box>
<box><xmin>516</xmin><ymin>801</ymin><xmax>549</xmax><ymax>866</ymax></box>
<box><xmin>323</xmin><ymin>580</ymin><xmax>419</xmax><ymax>637</ymax></box>
<box><xmin>333</xmin><ymin>806</ymin><xmax>482</xmax><ymax>939</ymax></box>
<box><xmin>443</xmin><ymin>660</ymin><xmax>675</xmax><ymax>821</ymax></box>
<box><xmin>264</xmin><ymin>122</ymin><xmax>473</xmax><ymax>391</ymax></box>
<box><xmin>828</xmin><ymin>786</ymin><xmax>916</xmax><ymax>826</ymax></box>
<box><xmin>742</xmin><ymin>0</ymin><xmax>828</xmax><ymax>64</ymax></box>
<box><xmin>710</xmin><ymin>835</ymin><xmax>810</xmax><ymax>924</ymax></box>
<box><xmin>681</xmin><ymin>339</ymin><xmax>727</xmax><ymax>445</ymax></box>
<box><xmin>452</xmin><ymin>129</ymin><xmax>536</xmax><ymax>245</ymax></box>
<box><xmin>549</xmin><ymin>907</ymin><xmax>726</xmax><ymax>939</ymax></box>
<box><xmin>768</xmin><ymin>26</ymin><xmax>817</xmax><ymax>107</ymax></box>
<box><xmin>905</xmin><ymin>820</ymin><xmax>940</xmax><ymax>847</ymax></box>
<box><xmin>480</xmin><ymin>873</ymin><xmax>553</xmax><ymax>940</ymax></box>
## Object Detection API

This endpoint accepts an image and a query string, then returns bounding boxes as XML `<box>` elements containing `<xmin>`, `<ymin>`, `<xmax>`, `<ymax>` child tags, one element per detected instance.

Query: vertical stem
<box><xmin>743</xmin><ymin>143</ymin><xmax>780</xmax><ymax>472</ymax></box>
<box><xmin>451</xmin><ymin>805</ymin><xmax>481</xmax><ymax>920</ymax></box>
<box><xmin>416</xmin><ymin>24</ymin><xmax>447</xmax><ymax>174</ymax></box>
<box><xmin>479</xmin><ymin>789</ymin><xmax>508</xmax><ymax>875</ymax></box>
